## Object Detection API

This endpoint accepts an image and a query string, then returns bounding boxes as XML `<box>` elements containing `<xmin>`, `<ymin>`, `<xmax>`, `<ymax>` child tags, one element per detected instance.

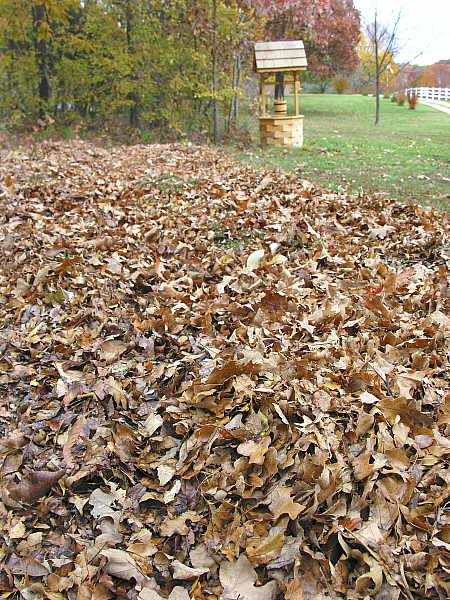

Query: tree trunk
<box><xmin>31</xmin><ymin>3</ymin><xmax>51</xmax><ymax>118</ymax></box>
<box><xmin>227</xmin><ymin>51</ymin><xmax>241</xmax><ymax>133</ymax></box>
<box><xmin>374</xmin><ymin>14</ymin><xmax>380</xmax><ymax>125</ymax></box>
<box><xmin>125</xmin><ymin>0</ymin><xmax>139</xmax><ymax>128</ymax></box>
<box><xmin>212</xmin><ymin>0</ymin><xmax>219</xmax><ymax>143</ymax></box>
<box><xmin>233</xmin><ymin>51</ymin><xmax>241</xmax><ymax>125</ymax></box>
<box><xmin>375</xmin><ymin>72</ymin><xmax>380</xmax><ymax>125</ymax></box>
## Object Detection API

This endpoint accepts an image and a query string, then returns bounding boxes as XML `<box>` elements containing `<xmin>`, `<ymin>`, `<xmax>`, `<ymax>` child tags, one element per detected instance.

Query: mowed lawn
<box><xmin>234</xmin><ymin>94</ymin><xmax>450</xmax><ymax>210</ymax></box>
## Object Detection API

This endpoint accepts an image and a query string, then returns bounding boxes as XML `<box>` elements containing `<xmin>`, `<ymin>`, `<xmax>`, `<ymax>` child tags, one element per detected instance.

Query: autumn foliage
<box><xmin>0</xmin><ymin>1</ymin><xmax>361</xmax><ymax>136</ymax></box>
<box><xmin>0</xmin><ymin>140</ymin><xmax>449</xmax><ymax>599</ymax></box>
<box><xmin>260</xmin><ymin>0</ymin><xmax>361</xmax><ymax>79</ymax></box>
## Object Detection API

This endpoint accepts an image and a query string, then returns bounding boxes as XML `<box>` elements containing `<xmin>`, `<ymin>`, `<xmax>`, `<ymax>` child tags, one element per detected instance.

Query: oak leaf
<box><xmin>160</xmin><ymin>511</ymin><xmax>201</xmax><ymax>536</ymax></box>
<box><xmin>267</xmin><ymin>487</ymin><xmax>305</xmax><ymax>520</ymax></box>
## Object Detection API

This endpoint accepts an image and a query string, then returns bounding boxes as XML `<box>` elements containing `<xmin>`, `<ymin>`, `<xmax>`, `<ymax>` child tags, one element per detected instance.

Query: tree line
<box><xmin>0</xmin><ymin>1</ymin><xmax>360</xmax><ymax>140</ymax></box>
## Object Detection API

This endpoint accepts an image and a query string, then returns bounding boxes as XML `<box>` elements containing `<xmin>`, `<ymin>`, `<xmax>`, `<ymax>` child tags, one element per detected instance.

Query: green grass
<box><xmin>231</xmin><ymin>94</ymin><xmax>450</xmax><ymax>210</ymax></box>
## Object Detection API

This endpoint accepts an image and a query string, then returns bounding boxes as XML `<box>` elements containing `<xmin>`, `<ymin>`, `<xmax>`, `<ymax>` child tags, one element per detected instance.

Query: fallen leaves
<box><xmin>0</xmin><ymin>140</ymin><xmax>449</xmax><ymax>599</ymax></box>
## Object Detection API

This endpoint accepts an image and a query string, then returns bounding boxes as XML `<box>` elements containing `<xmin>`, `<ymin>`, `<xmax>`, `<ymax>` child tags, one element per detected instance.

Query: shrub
<box><xmin>333</xmin><ymin>77</ymin><xmax>350</xmax><ymax>94</ymax></box>
<box><xmin>407</xmin><ymin>92</ymin><xmax>418</xmax><ymax>109</ymax></box>
<box><xmin>391</xmin><ymin>94</ymin><xmax>397</xmax><ymax>102</ymax></box>
<box><xmin>397</xmin><ymin>93</ymin><xmax>406</xmax><ymax>106</ymax></box>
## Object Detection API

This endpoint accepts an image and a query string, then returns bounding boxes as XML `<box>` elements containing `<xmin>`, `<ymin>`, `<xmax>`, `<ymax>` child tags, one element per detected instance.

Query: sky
<box><xmin>353</xmin><ymin>0</ymin><xmax>450</xmax><ymax>65</ymax></box>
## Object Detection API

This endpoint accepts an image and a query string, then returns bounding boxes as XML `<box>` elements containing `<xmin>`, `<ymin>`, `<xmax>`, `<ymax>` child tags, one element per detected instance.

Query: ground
<box><xmin>0</xmin><ymin>140</ymin><xmax>449</xmax><ymax>600</ymax></box>
<box><xmin>235</xmin><ymin>94</ymin><xmax>450</xmax><ymax>210</ymax></box>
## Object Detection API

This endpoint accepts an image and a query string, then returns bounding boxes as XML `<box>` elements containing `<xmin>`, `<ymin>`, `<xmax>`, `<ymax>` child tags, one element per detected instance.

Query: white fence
<box><xmin>405</xmin><ymin>87</ymin><xmax>450</xmax><ymax>100</ymax></box>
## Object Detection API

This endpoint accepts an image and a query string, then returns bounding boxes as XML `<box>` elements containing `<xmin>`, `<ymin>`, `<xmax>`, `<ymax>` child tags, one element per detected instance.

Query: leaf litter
<box><xmin>0</xmin><ymin>140</ymin><xmax>449</xmax><ymax>599</ymax></box>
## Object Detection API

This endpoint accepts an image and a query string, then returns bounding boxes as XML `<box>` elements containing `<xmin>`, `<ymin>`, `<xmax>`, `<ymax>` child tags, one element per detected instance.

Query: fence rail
<box><xmin>405</xmin><ymin>87</ymin><xmax>450</xmax><ymax>100</ymax></box>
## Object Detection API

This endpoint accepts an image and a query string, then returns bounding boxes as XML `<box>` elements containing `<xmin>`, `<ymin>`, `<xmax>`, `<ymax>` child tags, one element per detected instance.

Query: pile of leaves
<box><xmin>0</xmin><ymin>140</ymin><xmax>449</xmax><ymax>600</ymax></box>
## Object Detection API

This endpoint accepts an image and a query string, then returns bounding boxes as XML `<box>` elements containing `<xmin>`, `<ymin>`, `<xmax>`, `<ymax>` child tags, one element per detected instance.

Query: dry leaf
<box><xmin>101</xmin><ymin>548</ymin><xmax>146</xmax><ymax>585</ymax></box>
<box><xmin>284</xmin><ymin>578</ymin><xmax>305</xmax><ymax>600</ymax></box>
<box><xmin>139</xmin><ymin>588</ymin><xmax>190</xmax><ymax>600</ymax></box>
<box><xmin>219</xmin><ymin>554</ymin><xmax>278</xmax><ymax>600</ymax></box>
<box><xmin>9</xmin><ymin>520</ymin><xmax>27</xmax><ymax>538</ymax></box>
<box><xmin>172</xmin><ymin>559</ymin><xmax>209</xmax><ymax>579</ymax></box>
<box><xmin>7</xmin><ymin>555</ymin><xmax>50</xmax><ymax>576</ymax></box>
<box><xmin>143</xmin><ymin>412</ymin><xmax>164</xmax><ymax>436</ymax></box>
<box><xmin>8</xmin><ymin>469</ymin><xmax>65</xmax><ymax>503</ymax></box>
<box><xmin>237</xmin><ymin>437</ymin><xmax>271</xmax><ymax>465</ymax></box>
<box><xmin>98</xmin><ymin>339</ymin><xmax>127</xmax><ymax>363</ymax></box>
<box><xmin>157</xmin><ymin>464</ymin><xmax>175</xmax><ymax>485</ymax></box>
<box><xmin>160</xmin><ymin>511</ymin><xmax>201</xmax><ymax>536</ymax></box>
<box><xmin>268</xmin><ymin>488</ymin><xmax>305</xmax><ymax>520</ymax></box>
<box><xmin>246</xmin><ymin>533</ymin><xmax>285</xmax><ymax>565</ymax></box>
<box><xmin>246</xmin><ymin>249</ymin><xmax>265</xmax><ymax>270</ymax></box>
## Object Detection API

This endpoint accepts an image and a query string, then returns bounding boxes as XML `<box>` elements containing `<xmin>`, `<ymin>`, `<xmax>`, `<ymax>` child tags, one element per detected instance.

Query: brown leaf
<box><xmin>219</xmin><ymin>554</ymin><xmax>278</xmax><ymax>600</ymax></box>
<box><xmin>284</xmin><ymin>578</ymin><xmax>305</xmax><ymax>600</ymax></box>
<box><xmin>237</xmin><ymin>437</ymin><xmax>271</xmax><ymax>465</ymax></box>
<box><xmin>172</xmin><ymin>559</ymin><xmax>209</xmax><ymax>579</ymax></box>
<box><xmin>160</xmin><ymin>511</ymin><xmax>202</xmax><ymax>536</ymax></box>
<box><xmin>101</xmin><ymin>548</ymin><xmax>146</xmax><ymax>585</ymax></box>
<box><xmin>63</xmin><ymin>414</ymin><xmax>89</xmax><ymax>466</ymax></box>
<box><xmin>8</xmin><ymin>469</ymin><xmax>65</xmax><ymax>503</ymax></box>
<box><xmin>246</xmin><ymin>533</ymin><xmax>285</xmax><ymax>565</ymax></box>
<box><xmin>267</xmin><ymin>487</ymin><xmax>305</xmax><ymax>520</ymax></box>
<box><xmin>0</xmin><ymin>430</ymin><xmax>29</xmax><ymax>449</ymax></box>
<box><xmin>139</xmin><ymin>588</ymin><xmax>190</xmax><ymax>600</ymax></box>
<box><xmin>98</xmin><ymin>339</ymin><xmax>127</xmax><ymax>363</ymax></box>
<box><xmin>7</xmin><ymin>554</ymin><xmax>50</xmax><ymax>576</ymax></box>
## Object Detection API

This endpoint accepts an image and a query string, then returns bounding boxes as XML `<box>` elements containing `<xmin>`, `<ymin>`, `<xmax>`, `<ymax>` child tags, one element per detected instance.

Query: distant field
<box><xmin>232</xmin><ymin>94</ymin><xmax>450</xmax><ymax>210</ymax></box>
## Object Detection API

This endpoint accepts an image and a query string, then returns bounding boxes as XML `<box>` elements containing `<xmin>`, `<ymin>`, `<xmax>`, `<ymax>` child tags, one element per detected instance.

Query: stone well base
<box><xmin>259</xmin><ymin>115</ymin><xmax>304</xmax><ymax>148</ymax></box>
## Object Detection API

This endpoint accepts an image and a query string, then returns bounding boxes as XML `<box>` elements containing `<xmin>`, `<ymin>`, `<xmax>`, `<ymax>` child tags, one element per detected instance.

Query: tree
<box><xmin>416</xmin><ymin>68</ymin><xmax>438</xmax><ymax>88</ymax></box>
<box><xmin>0</xmin><ymin>0</ymin><xmax>78</xmax><ymax>120</ymax></box>
<box><xmin>364</xmin><ymin>9</ymin><xmax>401</xmax><ymax>124</ymax></box>
<box><xmin>355</xmin><ymin>33</ymin><xmax>398</xmax><ymax>95</ymax></box>
<box><xmin>211</xmin><ymin>0</ymin><xmax>219</xmax><ymax>142</ymax></box>
<box><xmin>225</xmin><ymin>1</ymin><xmax>262</xmax><ymax>133</ymax></box>
<box><xmin>429</xmin><ymin>62</ymin><xmax>450</xmax><ymax>87</ymax></box>
<box><xmin>31</xmin><ymin>4</ymin><xmax>51</xmax><ymax>118</ymax></box>
<box><xmin>0</xmin><ymin>0</ymin><xmax>261</xmax><ymax>137</ymax></box>
<box><xmin>259</xmin><ymin>0</ymin><xmax>360</xmax><ymax>84</ymax></box>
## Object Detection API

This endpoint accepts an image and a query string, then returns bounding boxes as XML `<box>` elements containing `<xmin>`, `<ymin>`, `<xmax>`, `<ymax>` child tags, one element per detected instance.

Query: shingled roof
<box><xmin>254</xmin><ymin>40</ymin><xmax>307</xmax><ymax>73</ymax></box>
